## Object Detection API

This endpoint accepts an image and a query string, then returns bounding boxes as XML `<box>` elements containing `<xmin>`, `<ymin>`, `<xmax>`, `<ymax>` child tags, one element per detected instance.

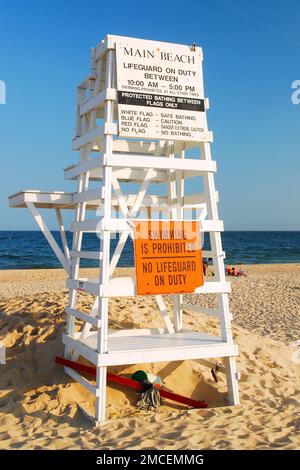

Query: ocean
<box><xmin>0</xmin><ymin>231</ymin><xmax>299</xmax><ymax>270</ymax></box>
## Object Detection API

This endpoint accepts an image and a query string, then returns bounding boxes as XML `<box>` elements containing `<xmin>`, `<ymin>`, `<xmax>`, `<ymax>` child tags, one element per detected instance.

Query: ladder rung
<box><xmin>71</xmin><ymin>219</ymin><xmax>103</xmax><ymax>232</ymax></box>
<box><xmin>67</xmin><ymin>277</ymin><xmax>230</xmax><ymax>298</ymax></box>
<box><xmin>67</xmin><ymin>278</ymin><xmax>99</xmax><ymax>296</ymax></box>
<box><xmin>70</xmin><ymin>250</ymin><xmax>103</xmax><ymax>260</ymax></box>
<box><xmin>72</xmin><ymin>126</ymin><xmax>104</xmax><ymax>151</ymax></box>
<box><xmin>80</xmin><ymin>88</ymin><xmax>117</xmax><ymax>116</ymax></box>
<box><xmin>182</xmin><ymin>303</ymin><xmax>220</xmax><ymax>318</ymax></box>
<box><xmin>106</xmin><ymin>153</ymin><xmax>216</xmax><ymax>173</ymax></box>
<box><xmin>72</xmin><ymin>123</ymin><xmax>118</xmax><ymax>150</ymax></box>
<box><xmin>66</xmin><ymin>307</ymin><xmax>101</xmax><ymax>327</ymax></box>
<box><xmin>73</xmin><ymin>188</ymin><xmax>103</xmax><ymax>204</ymax></box>
<box><xmin>71</xmin><ymin>218</ymin><xmax>224</xmax><ymax>233</ymax></box>
<box><xmin>202</xmin><ymin>250</ymin><xmax>225</xmax><ymax>259</ymax></box>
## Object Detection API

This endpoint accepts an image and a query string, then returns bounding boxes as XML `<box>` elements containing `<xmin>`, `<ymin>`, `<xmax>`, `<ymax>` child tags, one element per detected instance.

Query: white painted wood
<box><xmin>70</xmin><ymin>250</ymin><xmax>102</xmax><ymax>260</ymax></box>
<box><xmin>72</xmin><ymin>124</ymin><xmax>117</xmax><ymax>151</ymax></box>
<box><xmin>106</xmin><ymin>154</ymin><xmax>216</xmax><ymax>172</ymax></box>
<box><xmin>72</xmin><ymin>188</ymin><xmax>103</xmax><ymax>204</ymax></box>
<box><xmin>111</xmin><ymin>175</ymin><xmax>129</xmax><ymax>217</ymax></box>
<box><xmin>9</xmin><ymin>190</ymin><xmax>216</xmax><ymax>211</ymax></box>
<box><xmin>26</xmin><ymin>202</ymin><xmax>71</xmax><ymax>274</ymax></box>
<box><xmin>80</xmin><ymin>88</ymin><xmax>117</xmax><ymax>115</ymax></box>
<box><xmin>65</xmin><ymin>164</ymin><xmax>166</xmax><ymax>183</ymax></box>
<box><xmin>9</xmin><ymin>35</ymin><xmax>239</xmax><ymax>423</ymax></box>
<box><xmin>62</xmin><ymin>333</ymin><xmax>98</xmax><ymax>365</ymax></box>
<box><xmin>108</xmin><ymin>328</ymin><xmax>168</xmax><ymax>337</ymax></box>
<box><xmin>66</xmin><ymin>307</ymin><xmax>101</xmax><ymax>327</ymax></box>
<box><xmin>182</xmin><ymin>303</ymin><xmax>221</xmax><ymax>318</ymax></box>
<box><xmin>202</xmin><ymin>250</ymin><xmax>225</xmax><ymax>259</ymax></box>
<box><xmin>175</xmin><ymin>148</ymin><xmax>186</xmax><ymax>333</ymax></box>
<box><xmin>64</xmin><ymin>366</ymin><xmax>98</xmax><ymax>396</ymax></box>
<box><xmin>73</xmin><ymin>330</ymin><xmax>238</xmax><ymax>367</ymax></box>
<box><xmin>76</xmin><ymin>85</ymin><xmax>87</xmax><ymax>138</ymax></box>
<box><xmin>65</xmin><ymin>157</ymin><xmax>103</xmax><ymax>179</ymax></box>
<box><xmin>95</xmin><ymin>48</ymin><xmax>114</xmax><ymax>424</ymax></box>
<box><xmin>200</xmin><ymin>141</ymin><xmax>240</xmax><ymax>405</ymax></box>
<box><xmin>66</xmin><ymin>277</ymin><xmax>230</xmax><ymax>297</ymax></box>
<box><xmin>9</xmin><ymin>191</ymin><xmax>73</xmax><ymax>208</ymax></box>
<box><xmin>167</xmin><ymin>144</ymin><xmax>183</xmax><ymax>333</ymax></box>
<box><xmin>56</xmin><ymin>208</ymin><xmax>70</xmax><ymax>260</ymax></box>
<box><xmin>108</xmin><ymin>231</ymin><xmax>131</xmax><ymax>277</ymax></box>
<box><xmin>71</xmin><ymin>218</ymin><xmax>224</xmax><ymax>233</ymax></box>
<box><xmin>78</xmin><ymin>297</ymin><xmax>99</xmax><ymax>344</ymax></box>
<box><xmin>66</xmin><ymin>79</ymin><xmax>92</xmax><ymax>360</ymax></box>
<box><xmin>90</xmin><ymin>138</ymin><xmax>196</xmax><ymax>155</ymax></box>
<box><xmin>65</xmin><ymin>156</ymin><xmax>214</xmax><ymax>181</ymax></box>
<box><xmin>109</xmin><ymin>168</ymin><xmax>154</xmax><ymax>276</ymax></box>
<box><xmin>155</xmin><ymin>295</ymin><xmax>175</xmax><ymax>334</ymax></box>
<box><xmin>223</xmin><ymin>356</ymin><xmax>240</xmax><ymax>405</ymax></box>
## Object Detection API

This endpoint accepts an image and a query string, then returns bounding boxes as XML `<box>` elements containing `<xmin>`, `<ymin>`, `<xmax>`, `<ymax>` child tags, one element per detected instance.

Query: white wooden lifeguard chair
<box><xmin>9</xmin><ymin>35</ymin><xmax>239</xmax><ymax>424</ymax></box>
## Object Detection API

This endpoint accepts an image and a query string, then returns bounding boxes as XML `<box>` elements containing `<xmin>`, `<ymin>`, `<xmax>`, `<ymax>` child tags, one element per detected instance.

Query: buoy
<box><xmin>55</xmin><ymin>356</ymin><xmax>208</xmax><ymax>409</ymax></box>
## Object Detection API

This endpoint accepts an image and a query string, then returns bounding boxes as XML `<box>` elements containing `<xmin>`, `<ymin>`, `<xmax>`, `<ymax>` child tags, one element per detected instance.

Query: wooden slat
<box><xmin>89</xmin><ymin>138</ymin><xmax>196</xmax><ymax>155</ymax></box>
<box><xmin>79</xmin><ymin>331</ymin><xmax>238</xmax><ymax>367</ymax></box>
<box><xmin>72</xmin><ymin>124</ymin><xmax>118</xmax><ymax>150</ymax></box>
<box><xmin>155</xmin><ymin>295</ymin><xmax>175</xmax><ymax>334</ymax></box>
<box><xmin>80</xmin><ymin>88</ymin><xmax>117</xmax><ymax>115</ymax></box>
<box><xmin>56</xmin><ymin>208</ymin><xmax>70</xmax><ymax>259</ymax></box>
<box><xmin>106</xmin><ymin>154</ymin><xmax>217</xmax><ymax>173</ymax></box>
<box><xmin>70</xmin><ymin>250</ymin><xmax>102</xmax><ymax>260</ymax></box>
<box><xmin>108</xmin><ymin>328</ymin><xmax>168</xmax><ymax>337</ymax></box>
<box><xmin>9</xmin><ymin>191</ymin><xmax>73</xmax><ymax>208</ymax></box>
<box><xmin>65</xmin><ymin>158</ymin><xmax>102</xmax><ymax>179</ymax></box>
<box><xmin>64</xmin><ymin>161</ymin><xmax>167</xmax><ymax>183</ymax></box>
<box><xmin>71</xmin><ymin>218</ymin><xmax>224</xmax><ymax>233</ymax></box>
<box><xmin>9</xmin><ymin>190</ymin><xmax>218</xmax><ymax>211</ymax></box>
<box><xmin>72</xmin><ymin>188</ymin><xmax>103</xmax><ymax>204</ymax></box>
<box><xmin>62</xmin><ymin>333</ymin><xmax>98</xmax><ymax>365</ymax></box>
<box><xmin>202</xmin><ymin>250</ymin><xmax>225</xmax><ymax>259</ymax></box>
<box><xmin>182</xmin><ymin>303</ymin><xmax>221</xmax><ymax>318</ymax></box>
<box><xmin>71</xmin><ymin>219</ymin><xmax>103</xmax><ymax>232</ymax></box>
<box><xmin>66</xmin><ymin>276</ymin><xmax>230</xmax><ymax>298</ymax></box>
<box><xmin>65</xmin><ymin>158</ymin><xmax>216</xmax><ymax>182</ymax></box>
<box><xmin>66</xmin><ymin>307</ymin><xmax>101</xmax><ymax>327</ymax></box>
<box><xmin>26</xmin><ymin>202</ymin><xmax>71</xmax><ymax>274</ymax></box>
<box><xmin>72</xmin><ymin>126</ymin><xmax>105</xmax><ymax>150</ymax></box>
<box><xmin>64</xmin><ymin>366</ymin><xmax>98</xmax><ymax>396</ymax></box>
<box><xmin>77</xmin><ymin>74</ymin><xmax>96</xmax><ymax>90</ymax></box>
<box><xmin>194</xmin><ymin>282</ymin><xmax>230</xmax><ymax>294</ymax></box>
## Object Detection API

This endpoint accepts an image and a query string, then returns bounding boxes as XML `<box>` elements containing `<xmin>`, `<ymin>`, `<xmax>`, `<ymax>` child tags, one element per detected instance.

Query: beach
<box><xmin>0</xmin><ymin>264</ymin><xmax>299</xmax><ymax>449</ymax></box>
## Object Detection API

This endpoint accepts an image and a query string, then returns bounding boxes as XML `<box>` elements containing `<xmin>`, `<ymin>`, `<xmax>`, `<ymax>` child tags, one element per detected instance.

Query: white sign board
<box><xmin>115</xmin><ymin>37</ymin><xmax>208</xmax><ymax>141</ymax></box>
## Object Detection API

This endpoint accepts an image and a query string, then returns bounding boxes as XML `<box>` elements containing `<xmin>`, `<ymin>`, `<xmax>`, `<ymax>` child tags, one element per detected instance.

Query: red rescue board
<box><xmin>55</xmin><ymin>356</ymin><xmax>207</xmax><ymax>409</ymax></box>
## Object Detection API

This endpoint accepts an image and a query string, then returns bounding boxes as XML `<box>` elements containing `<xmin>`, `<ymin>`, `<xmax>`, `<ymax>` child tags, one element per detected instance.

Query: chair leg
<box><xmin>224</xmin><ymin>356</ymin><xmax>240</xmax><ymax>405</ymax></box>
<box><xmin>95</xmin><ymin>366</ymin><xmax>107</xmax><ymax>424</ymax></box>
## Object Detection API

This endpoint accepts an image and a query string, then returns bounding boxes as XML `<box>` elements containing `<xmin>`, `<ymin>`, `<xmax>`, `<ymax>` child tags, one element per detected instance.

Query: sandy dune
<box><xmin>0</xmin><ymin>264</ymin><xmax>299</xmax><ymax>449</ymax></box>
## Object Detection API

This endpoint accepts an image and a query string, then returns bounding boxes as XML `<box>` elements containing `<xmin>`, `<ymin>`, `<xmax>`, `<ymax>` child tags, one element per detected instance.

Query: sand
<box><xmin>0</xmin><ymin>264</ymin><xmax>299</xmax><ymax>449</ymax></box>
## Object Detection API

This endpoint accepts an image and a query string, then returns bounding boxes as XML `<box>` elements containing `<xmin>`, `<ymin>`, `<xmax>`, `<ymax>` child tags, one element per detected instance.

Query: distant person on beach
<box><xmin>225</xmin><ymin>266</ymin><xmax>247</xmax><ymax>276</ymax></box>
<box><xmin>203</xmin><ymin>259</ymin><xmax>209</xmax><ymax>276</ymax></box>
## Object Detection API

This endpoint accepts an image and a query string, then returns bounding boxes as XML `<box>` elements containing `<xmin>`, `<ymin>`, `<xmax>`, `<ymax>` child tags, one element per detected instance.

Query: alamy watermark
<box><xmin>291</xmin><ymin>80</ymin><xmax>300</xmax><ymax>104</ymax></box>
<box><xmin>95</xmin><ymin>202</ymin><xmax>207</xmax><ymax>245</ymax></box>
<box><xmin>0</xmin><ymin>80</ymin><xmax>6</xmax><ymax>104</ymax></box>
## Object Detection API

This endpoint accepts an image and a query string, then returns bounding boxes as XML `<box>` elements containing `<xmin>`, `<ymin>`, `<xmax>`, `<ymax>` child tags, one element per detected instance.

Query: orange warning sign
<box><xmin>134</xmin><ymin>220</ymin><xmax>204</xmax><ymax>295</ymax></box>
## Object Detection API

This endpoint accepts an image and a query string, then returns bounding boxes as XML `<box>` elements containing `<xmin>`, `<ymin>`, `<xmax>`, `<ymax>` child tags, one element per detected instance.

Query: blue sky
<box><xmin>0</xmin><ymin>0</ymin><xmax>299</xmax><ymax>230</ymax></box>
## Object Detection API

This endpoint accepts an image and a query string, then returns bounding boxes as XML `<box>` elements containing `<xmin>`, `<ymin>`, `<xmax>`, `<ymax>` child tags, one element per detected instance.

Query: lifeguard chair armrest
<box><xmin>8</xmin><ymin>190</ymin><xmax>74</xmax><ymax>209</ymax></box>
